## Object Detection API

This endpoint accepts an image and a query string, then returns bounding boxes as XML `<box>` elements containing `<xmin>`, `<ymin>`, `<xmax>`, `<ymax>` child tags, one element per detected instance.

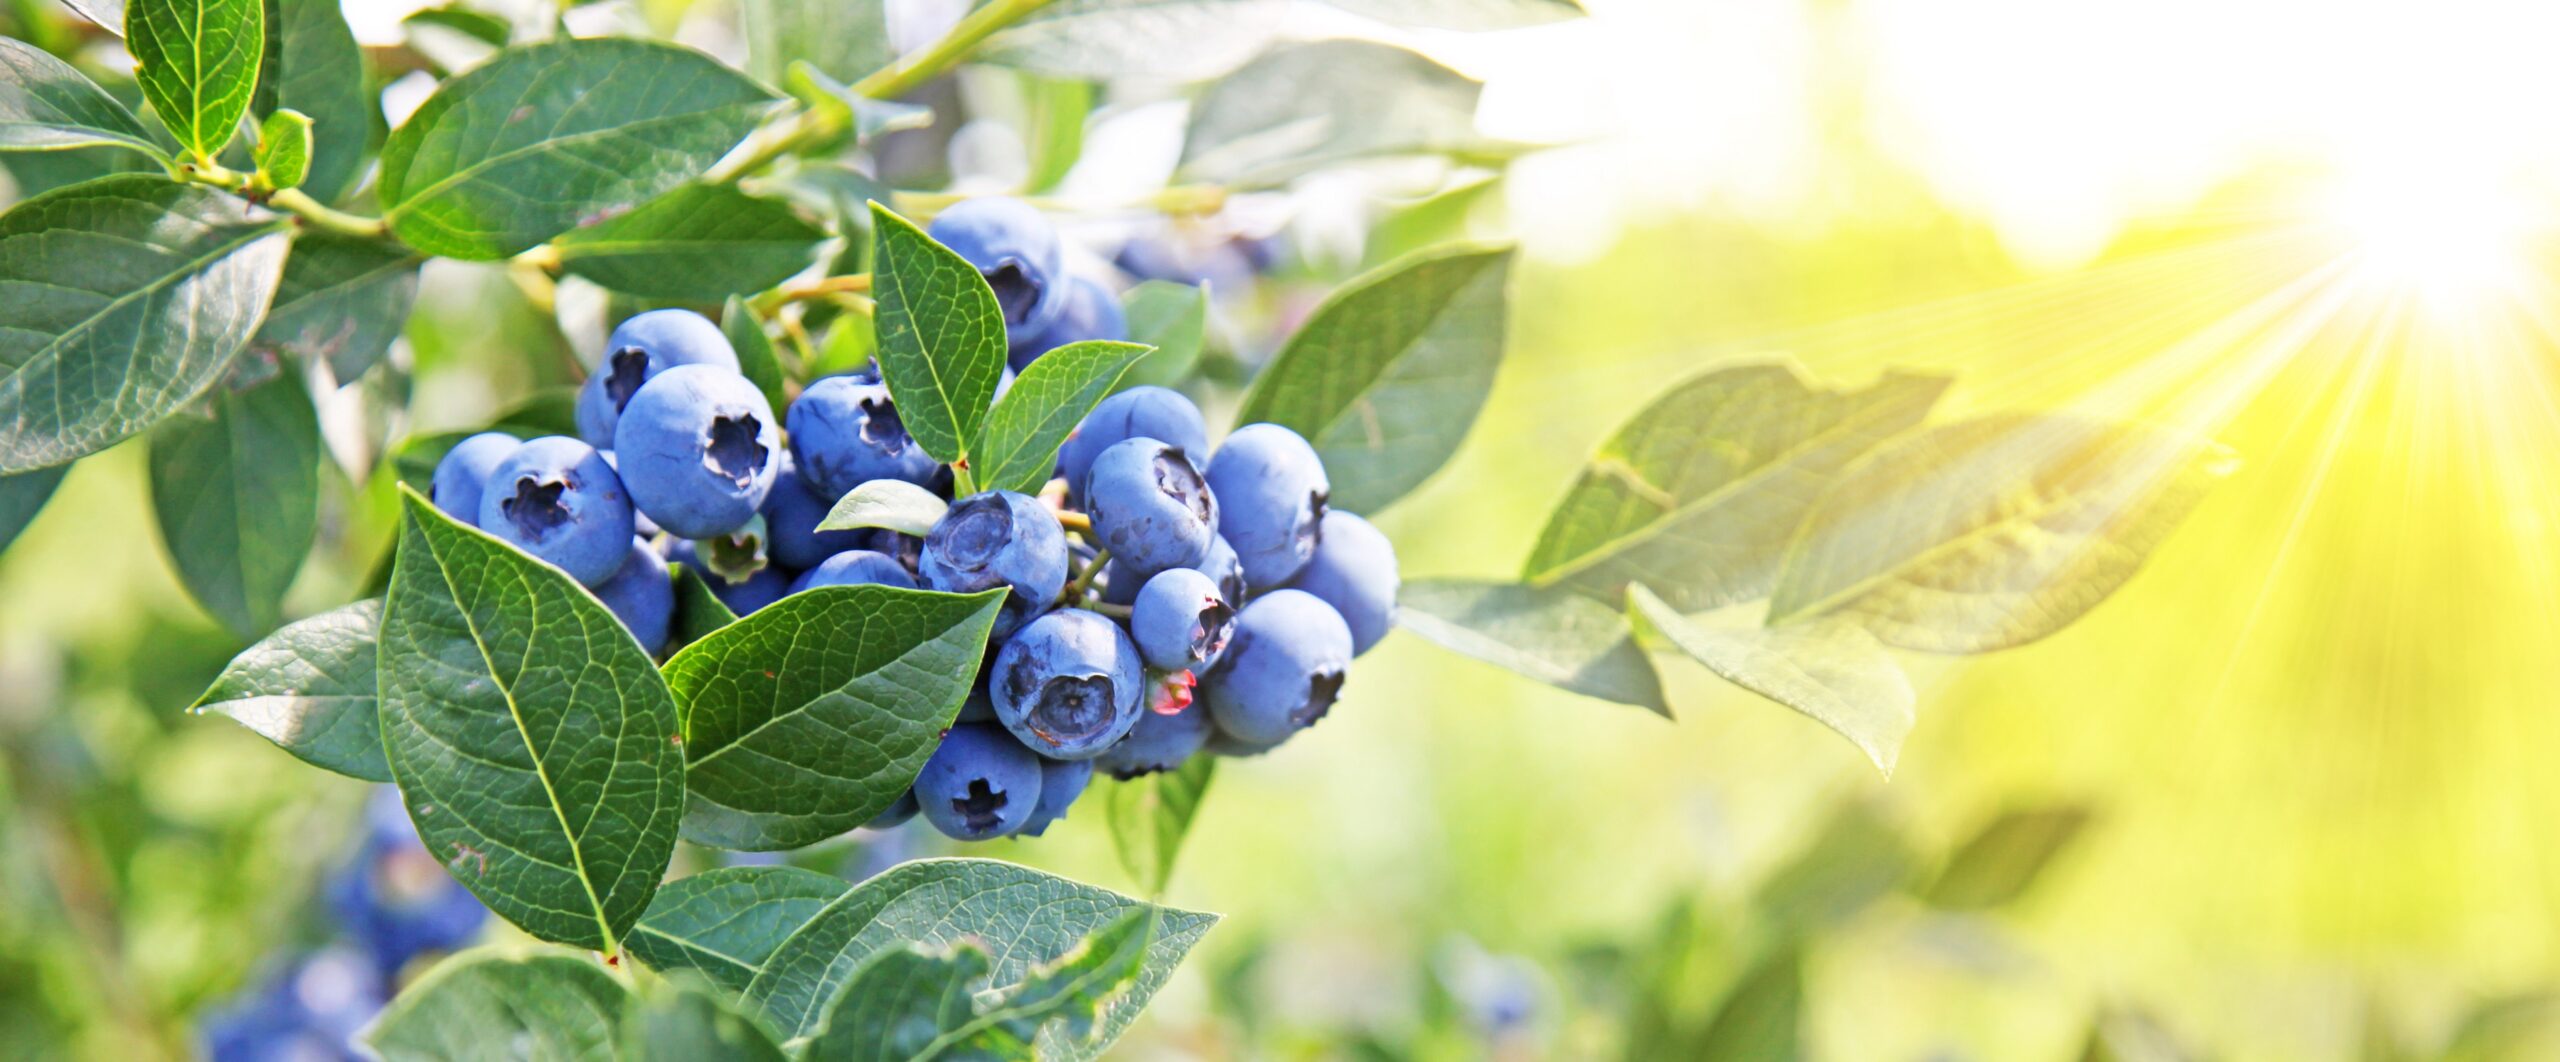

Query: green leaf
<box><xmin>1234</xmin><ymin>244</ymin><xmax>1511</xmax><ymax>513</ymax></box>
<box><xmin>1767</xmin><ymin>414</ymin><xmax>2237</xmax><ymax>652</ymax></box>
<box><xmin>867</xmin><ymin>202</ymin><xmax>1007</xmax><ymax>467</ymax></box>
<box><xmin>253</xmin><ymin>108</ymin><xmax>310</xmax><ymax>189</ymax></box>
<box><xmin>723</xmin><ymin>297</ymin><xmax>790</xmax><ymax>414</ymax></box>
<box><xmin>1752</xmin><ymin>798</ymin><xmax>1913</xmax><ymax>931</ymax></box>
<box><xmin>363</xmin><ymin>950</ymin><xmax>631</xmax><ymax>1062</ymax></box>
<box><xmin>1625</xmin><ymin>585</ymin><xmax>1911</xmax><ymax>776</ymax></box>
<box><xmin>62</xmin><ymin>1</ymin><xmax>129</xmax><ymax>34</ymax></box>
<box><xmin>1179</xmin><ymin>39</ymin><xmax>1490</xmax><ymax>188</ymax></box>
<box><xmin>553</xmin><ymin>185</ymin><xmax>826</xmax><ymax>302</ymax></box>
<box><xmin>127</xmin><ymin>0</ymin><xmax>263</xmax><ymax>159</ymax></box>
<box><xmin>622</xmin><ymin>982</ymin><xmax>790</xmax><ymax>1062</ymax></box>
<box><xmin>1688</xmin><ymin>947</ymin><xmax>1802</xmax><ymax>1061</ymax></box>
<box><xmin>665</xmin><ymin>586</ymin><xmax>1003</xmax><ymax>850</ymax></box>
<box><xmin>972</xmin><ymin>339</ymin><xmax>1152</xmax><ymax>495</ymax></box>
<box><xmin>743</xmin><ymin>0</ymin><xmax>893</xmax><ymax>86</ymax></box>
<box><xmin>1022</xmin><ymin>76</ymin><xmax>1091</xmax><ymax>194</ymax></box>
<box><xmin>1525</xmin><ymin>364</ymin><xmax>1948</xmax><ymax>612</ymax></box>
<box><xmin>251</xmin><ymin>233</ymin><xmax>422</xmax><ymax>381</ymax></box>
<box><xmin>1395</xmin><ymin>578</ymin><xmax>1667</xmax><ymax>715</ymax></box>
<box><xmin>0</xmin><ymin>38</ymin><xmax>164</xmax><ymax>158</ymax></box>
<box><xmin>803</xmin><ymin>910</ymin><xmax>1155</xmax><ymax>1061</ymax></box>
<box><xmin>255</xmin><ymin>0</ymin><xmax>368</xmax><ymax>201</ymax></box>
<box><xmin>190</xmin><ymin>598</ymin><xmax>387</xmax><ymax>781</ymax></box>
<box><xmin>1106</xmin><ymin>755</ymin><xmax>1214</xmax><ymax>895</ymax></box>
<box><xmin>377</xmin><ymin>38</ymin><xmax>780</xmax><ymax>260</ymax></box>
<box><xmin>628</xmin><ymin>866</ymin><xmax>853</xmax><ymax>995</ymax></box>
<box><xmin>0</xmin><ymin>175</ymin><xmax>290</xmax><ymax>472</ymax></box>
<box><xmin>745</xmin><ymin>858</ymin><xmax>1217</xmax><ymax>1057</ymax></box>
<box><xmin>1116</xmin><ymin>281</ymin><xmax>1206</xmax><ymax>391</ymax></box>
<box><xmin>402</xmin><ymin>6</ymin><xmax>512</xmax><ymax>48</ymax></box>
<box><xmin>1921</xmin><ymin>804</ymin><xmax>2092</xmax><ymax>911</ymax></box>
<box><xmin>982</xmin><ymin>0</ymin><xmax>1286</xmax><ymax>82</ymax></box>
<box><xmin>1324</xmin><ymin>0</ymin><xmax>1585</xmax><ymax>30</ymax></box>
<box><xmin>1363</xmin><ymin>174</ymin><xmax>1498</xmax><ymax>269</ymax></box>
<box><xmin>0</xmin><ymin>463</ymin><xmax>69</xmax><ymax>555</ymax></box>
<box><xmin>814</xmin><ymin>479</ymin><xmax>948</xmax><ymax>537</ymax></box>
<box><xmin>377</xmin><ymin>486</ymin><xmax>685</xmax><ymax>953</ymax></box>
<box><xmin>669</xmin><ymin>563</ymin><xmax>742</xmax><ymax>653</ymax></box>
<box><xmin>148</xmin><ymin>368</ymin><xmax>320</xmax><ymax>637</ymax></box>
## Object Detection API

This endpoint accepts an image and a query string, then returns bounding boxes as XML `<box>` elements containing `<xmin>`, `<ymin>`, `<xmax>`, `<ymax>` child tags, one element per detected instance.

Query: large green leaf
<box><xmin>802</xmin><ymin>910</ymin><xmax>1155</xmax><ymax>1061</ymax></box>
<box><xmin>0</xmin><ymin>463</ymin><xmax>68</xmax><ymax>555</ymax></box>
<box><xmin>127</xmin><ymin>0</ymin><xmax>263</xmax><ymax>159</ymax></box>
<box><xmin>62</xmin><ymin>0</ymin><xmax>128</xmax><ymax>34</ymax></box>
<box><xmin>190</xmin><ymin>598</ymin><xmax>387</xmax><ymax>781</ymax></box>
<box><xmin>867</xmin><ymin>202</ymin><xmax>1006</xmax><ymax>466</ymax></box>
<box><xmin>554</xmin><ymin>184</ymin><xmax>826</xmax><ymax>302</ymax></box>
<box><xmin>668</xmin><ymin>564</ymin><xmax>742</xmax><ymax>654</ymax></box>
<box><xmin>254</xmin><ymin>0</ymin><xmax>368</xmax><ymax>202</ymax></box>
<box><xmin>1626</xmin><ymin>585</ymin><xmax>1911</xmax><ymax>776</ymax></box>
<box><xmin>1106</xmin><ymin>755</ymin><xmax>1214</xmax><ymax>896</ymax></box>
<box><xmin>971</xmin><ymin>340</ymin><xmax>1151</xmax><ymax>496</ymax></box>
<box><xmin>0</xmin><ymin>38</ymin><xmax>163</xmax><ymax>158</ymax></box>
<box><xmin>623</xmin><ymin>982</ymin><xmax>790</xmax><ymax>1062</ymax></box>
<box><xmin>1179</xmin><ymin>39</ymin><xmax>1489</xmax><ymax>188</ymax></box>
<box><xmin>377</xmin><ymin>38</ymin><xmax>780</xmax><ymax>260</ymax></box>
<box><xmin>1766</xmin><ymin>414</ymin><xmax>2236</xmax><ymax>652</ymax></box>
<box><xmin>1324</xmin><ymin>0</ymin><xmax>1584</xmax><ymax>29</ymax></box>
<box><xmin>147</xmin><ymin>367</ymin><xmax>320</xmax><ymax>637</ymax></box>
<box><xmin>742</xmin><ymin>0</ymin><xmax>892</xmax><ymax>86</ymax></box>
<box><xmin>1234</xmin><ymin>244</ymin><xmax>1511</xmax><ymax>513</ymax></box>
<box><xmin>665</xmin><ymin>586</ymin><xmax>1003</xmax><ymax>850</ymax></box>
<box><xmin>377</xmin><ymin>487</ymin><xmax>685</xmax><ymax>953</ymax></box>
<box><xmin>1116</xmin><ymin>281</ymin><xmax>1206</xmax><ymax>392</ymax></box>
<box><xmin>1921</xmin><ymin>804</ymin><xmax>2092</xmax><ymax>911</ymax></box>
<box><xmin>745</xmin><ymin>858</ymin><xmax>1217</xmax><ymax>1058</ymax></box>
<box><xmin>0</xmin><ymin>175</ymin><xmax>290</xmax><ymax>472</ymax></box>
<box><xmin>628</xmin><ymin>866</ymin><xmax>853</xmax><ymax>995</ymax></box>
<box><xmin>981</xmin><ymin>0</ymin><xmax>1286</xmax><ymax>82</ymax></box>
<box><xmin>363</xmin><ymin>950</ymin><xmax>631</xmax><ymax>1062</ymax></box>
<box><xmin>1526</xmin><ymin>364</ymin><xmax>1945</xmax><ymax>612</ymax></box>
<box><xmin>251</xmin><ymin>233</ymin><xmax>422</xmax><ymax>381</ymax></box>
<box><xmin>1396</xmin><ymin>578</ymin><xmax>1667</xmax><ymax>715</ymax></box>
<box><xmin>723</xmin><ymin>297</ymin><xmax>789</xmax><ymax>414</ymax></box>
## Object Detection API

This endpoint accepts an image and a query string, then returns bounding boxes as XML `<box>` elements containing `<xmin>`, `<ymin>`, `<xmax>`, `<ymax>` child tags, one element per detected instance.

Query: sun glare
<box><xmin>2324</xmin><ymin>166</ymin><xmax>2543</xmax><ymax>312</ymax></box>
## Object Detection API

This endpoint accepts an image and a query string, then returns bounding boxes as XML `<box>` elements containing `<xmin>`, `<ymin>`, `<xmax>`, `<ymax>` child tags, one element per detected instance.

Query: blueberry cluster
<box><xmin>425</xmin><ymin>198</ymin><xmax>1398</xmax><ymax>845</ymax></box>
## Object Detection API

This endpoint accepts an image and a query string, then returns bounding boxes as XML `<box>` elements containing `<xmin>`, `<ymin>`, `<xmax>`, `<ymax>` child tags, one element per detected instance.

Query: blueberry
<box><xmin>914</xmin><ymin>723</ymin><xmax>1043</xmax><ymax>840</ymax></box>
<box><xmin>786</xmin><ymin>370</ymin><xmax>941</xmax><ymax>501</ymax></box>
<box><xmin>1204</xmin><ymin>728</ymin><xmax>1281</xmax><ymax>758</ymax></box>
<box><xmin>1095</xmin><ymin>699</ymin><xmax>1212</xmax><ymax>779</ymax></box>
<box><xmin>600</xmin><ymin>453</ymin><xmax>661</xmax><ymax>538</ymax></box>
<box><xmin>477</xmin><ymin>436</ymin><xmax>635</xmax><ymax>587</ymax></box>
<box><xmin>669</xmin><ymin>539</ymin><xmax>793</xmax><ymax>615</ymax></box>
<box><xmin>989</xmin><ymin>609</ymin><xmax>1145</xmax><ymax>759</ymax></box>
<box><xmin>592</xmin><ymin>537</ymin><xmax>674</xmax><ymax>656</ymax></box>
<box><xmin>1010</xmin><ymin>270</ymin><xmax>1126</xmax><ymax>370</ymax></box>
<box><xmin>861</xmin><ymin>527</ymin><xmax>925</xmax><ymax>574</ymax></box>
<box><xmin>1016</xmin><ymin>756</ymin><xmax>1093</xmax><ymax>837</ymax></box>
<box><xmin>928</xmin><ymin>196</ymin><xmax>1066</xmax><ymax>337</ymax></box>
<box><xmin>328</xmin><ymin>788</ymin><xmax>487</xmax><ymax>978</ymax></box>
<box><xmin>1205</xmin><ymin>423</ymin><xmax>1329</xmax><ymax>590</ymax></box>
<box><xmin>612</xmin><ymin>365</ymin><xmax>779</xmax><ymax>539</ymax></box>
<box><xmin>576</xmin><ymin>309</ymin><xmax>739</xmax><ymax>450</ymax></box>
<box><xmin>203</xmin><ymin>946</ymin><xmax>387</xmax><ymax>1062</ymax></box>
<box><xmin>1058</xmin><ymin>387</ymin><xmax>1207</xmax><ymax>505</ymax></box>
<box><xmin>1287</xmin><ymin>509</ymin><xmax>1397</xmax><ymax>656</ymax></box>
<box><xmin>1200</xmin><ymin>589</ymin><xmax>1351</xmax><ymax>747</ymax></box>
<box><xmin>866</xmin><ymin>790</ymin><xmax>919</xmax><ymax>830</ymax></box>
<box><xmin>920</xmin><ymin>490</ymin><xmax>1067</xmax><ymax>639</ymax></box>
<box><xmin>761</xmin><ymin>456</ymin><xmax>867</xmax><ymax>570</ymax></box>
<box><xmin>1084</xmin><ymin>437</ymin><xmax>1217</xmax><ymax>578</ymax></box>
<box><xmin>790</xmin><ymin>549</ymin><xmax>918</xmax><ymax>594</ymax></box>
<box><xmin>430</xmin><ymin>431</ymin><xmax>520</xmax><ymax>525</ymax></box>
<box><xmin>1130</xmin><ymin>567</ymin><xmax>1234</xmax><ymax>671</ymax></box>
<box><xmin>1102</xmin><ymin>534</ymin><xmax>1240</xmax><ymax>608</ymax></box>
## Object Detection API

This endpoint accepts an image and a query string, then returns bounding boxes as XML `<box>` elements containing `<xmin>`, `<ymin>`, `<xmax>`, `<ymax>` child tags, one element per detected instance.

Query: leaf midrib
<box><xmin>1246</xmin><ymin>248</ymin><xmax>1503</xmax><ymax>443</ymax></box>
<box><xmin>384</xmin><ymin>83</ymin><xmax>772</xmax><ymax>223</ymax></box>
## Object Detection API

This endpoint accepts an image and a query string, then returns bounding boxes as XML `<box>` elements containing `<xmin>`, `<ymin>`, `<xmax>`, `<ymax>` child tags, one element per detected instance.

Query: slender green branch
<box><xmin>751</xmin><ymin>273</ymin><xmax>871</xmax><ymax>316</ymax></box>
<box><xmin>267</xmin><ymin>188</ymin><xmax>394</xmax><ymax>239</ymax></box>
<box><xmin>1063</xmin><ymin>548</ymin><xmax>1111</xmax><ymax>604</ymax></box>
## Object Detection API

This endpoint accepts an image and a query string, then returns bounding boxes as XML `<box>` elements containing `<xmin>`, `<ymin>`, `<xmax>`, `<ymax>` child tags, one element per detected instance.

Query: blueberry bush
<box><xmin>0</xmin><ymin>0</ymin><xmax>2237</xmax><ymax>1055</ymax></box>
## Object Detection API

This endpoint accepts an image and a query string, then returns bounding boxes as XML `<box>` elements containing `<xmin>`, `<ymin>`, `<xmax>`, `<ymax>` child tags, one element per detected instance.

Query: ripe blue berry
<box><xmin>326</xmin><ymin>789</ymin><xmax>488</xmax><ymax>978</ymax></box>
<box><xmin>790</xmin><ymin>549</ymin><xmax>917</xmax><ymax>594</ymax></box>
<box><xmin>1096</xmin><ymin>699</ymin><xmax>1212</xmax><ymax>779</ymax></box>
<box><xmin>431</xmin><ymin>431</ymin><xmax>520</xmax><ymax>526</ymax></box>
<box><xmin>989</xmin><ymin>609</ymin><xmax>1145</xmax><ymax>759</ymax></box>
<box><xmin>477</xmin><ymin>436</ymin><xmax>634</xmax><ymax>587</ymax></box>
<box><xmin>1288</xmin><ymin>509</ymin><xmax>1398</xmax><ymax>655</ymax></box>
<box><xmin>1058</xmin><ymin>386</ymin><xmax>1207</xmax><ymax>505</ymax></box>
<box><xmin>1200</xmin><ymin>589</ymin><xmax>1352</xmax><ymax>747</ymax></box>
<box><xmin>760</xmin><ymin>456</ymin><xmax>866</xmax><ymax>570</ymax></box>
<box><xmin>915</xmin><ymin>723</ymin><xmax>1043</xmax><ymax>840</ymax></box>
<box><xmin>592</xmin><ymin>537</ymin><xmax>674</xmax><ymax>656</ymax></box>
<box><xmin>1130</xmin><ymin>567</ymin><xmax>1234</xmax><ymax>671</ymax></box>
<box><xmin>1016</xmin><ymin>756</ymin><xmax>1093</xmax><ymax>837</ymax></box>
<box><xmin>786</xmin><ymin>370</ymin><xmax>940</xmax><ymax>501</ymax></box>
<box><xmin>866</xmin><ymin>790</ymin><xmax>919</xmax><ymax>830</ymax></box>
<box><xmin>1084</xmin><ymin>437</ymin><xmax>1217</xmax><ymax>578</ymax></box>
<box><xmin>1010</xmin><ymin>270</ymin><xmax>1127</xmax><ymax>370</ymax></box>
<box><xmin>921</xmin><ymin>490</ymin><xmax>1067</xmax><ymax>639</ymax></box>
<box><xmin>575</xmin><ymin>309</ymin><xmax>739</xmax><ymax>449</ymax></box>
<box><xmin>613</xmin><ymin>364</ymin><xmax>779</xmax><ymax>539</ymax></box>
<box><xmin>1205</xmin><ymin>423</ymin><xmax>1329</xmax><ymax>590</ymax></box>
<box><xmin>928</xmin><ymin>196</ymin><xmax>1066</xmax><ymax>337</ymax></box>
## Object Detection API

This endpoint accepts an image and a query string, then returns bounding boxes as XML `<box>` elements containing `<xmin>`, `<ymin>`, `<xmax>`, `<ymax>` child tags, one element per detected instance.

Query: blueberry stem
<box><xmin>1055</xmin><ymin>510</ymin><xmax>1092</xmax><ymax>533</ymax></box>
<box><xmin>751</xmin><ymin>273</ymin><xmax>871</xmax><ymax>317</ymax></box>
<box><xmin>1079</xmin><ymin>602</ymin><xmax>1133</xmax><ymax>619</ymax></box>
<box><xmin>1062</xmin><ymin>548</ymin><xmax>1111</xmax><ymax>604</ymax></box>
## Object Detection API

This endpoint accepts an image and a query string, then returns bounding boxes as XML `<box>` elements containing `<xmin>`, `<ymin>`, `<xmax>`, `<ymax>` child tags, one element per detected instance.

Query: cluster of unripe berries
<box><xmin>425</xmin><ymin>199</ymin><xmax>1397</xmax><ymax>844</ymax></box>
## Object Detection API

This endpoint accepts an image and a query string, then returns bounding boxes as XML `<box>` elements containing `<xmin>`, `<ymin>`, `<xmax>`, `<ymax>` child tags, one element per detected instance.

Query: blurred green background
<box><xmin>9</xmin><ymin>0</ymin><xmax>2560</xmax><ymax>1058</ymax></box>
